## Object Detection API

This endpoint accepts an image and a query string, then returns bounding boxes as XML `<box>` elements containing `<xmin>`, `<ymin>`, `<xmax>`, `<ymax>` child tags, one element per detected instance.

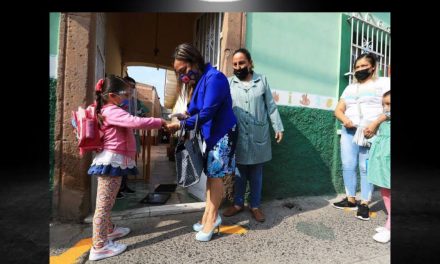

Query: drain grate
<box><xmin>154</xmin><ymin>184</ymin><xmax>177</xmax><ymax>193</ymax></box>
<box><xmin>140</xmin><ymin>193</ymin><xmax>171</xmax><ymax>205</ymax></box>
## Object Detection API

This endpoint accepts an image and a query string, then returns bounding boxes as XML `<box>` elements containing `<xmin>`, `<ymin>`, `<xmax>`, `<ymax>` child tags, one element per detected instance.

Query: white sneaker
<box><xmin>108</xmin><ymin>226</ymin><xmax>130</xmax><ymax>240</ymax></box>
<box><xmin>375</xmin><ymin>226</ymin><xmax>387</xmax><ymax>233</ymax></box>
<box><xmin>89</xmin><ymin>240</ymin><xmax>127</xmax><ymax>261</ymax></box>
<box><xmin>373</xmin><ymin>229</ymin><xmax>390</xmax><ymax>243</ymax></box>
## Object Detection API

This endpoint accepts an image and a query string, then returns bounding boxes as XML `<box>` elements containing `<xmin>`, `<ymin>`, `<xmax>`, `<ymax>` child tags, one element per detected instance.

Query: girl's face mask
<box><xmin>383</xmin><ymin>95</ymin><xmax>391</xmax><ymax>119</ymax></box>
<box><xmin>107</xmin><ymin>91</ymin><xmax>128</xmax><ymax>107</ymax></box>
<box><xmin>119</xmin><ymin>98</ymin><xmax>130</xmax><ymax>108</ymax></box>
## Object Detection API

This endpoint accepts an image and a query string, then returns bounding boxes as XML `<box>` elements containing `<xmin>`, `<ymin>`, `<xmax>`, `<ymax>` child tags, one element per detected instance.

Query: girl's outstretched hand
<box><xmin>167</xmin><ymin>123</ymin><xmax>181</xmax><ymax>133</ymax></box>
<box><xmin>159</xmin><ymin>119</ymin><xmax>168</xmax><ymax>131</ymax></box>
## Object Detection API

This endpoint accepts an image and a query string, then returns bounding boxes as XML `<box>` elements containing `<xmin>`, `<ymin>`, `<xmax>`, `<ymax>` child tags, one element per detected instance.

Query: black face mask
<box><xmin>233</xmin><ymin>67</ymin><xmax>250</xmax><ymax>80</ymax></box>
<box><xmin>354</xmin><ymin>68</ymin><xmax>373</xmax><ymax>81</ymax></box>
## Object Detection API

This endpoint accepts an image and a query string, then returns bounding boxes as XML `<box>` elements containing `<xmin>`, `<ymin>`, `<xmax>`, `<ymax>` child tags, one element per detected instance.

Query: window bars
<box><xmin>195</xmin><ymin>13</ymin><xmax>224</xmax><ymax>69</ymax></box>
<box><xmin>347</xmin><ymin>13</ymin><xmax>391</xmax><ymax>83</ymax></box>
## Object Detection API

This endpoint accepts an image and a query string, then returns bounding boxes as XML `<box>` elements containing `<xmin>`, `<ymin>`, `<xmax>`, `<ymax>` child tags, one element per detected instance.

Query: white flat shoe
<box><xmin>373</xmin><ymin>229</ymin><xmax>390</xmax><ymax>243</ymax></box>
<box><xmin>375</xmin><ymin>226</ymin><xmax>387</xmax><ymax>233</ymax></box>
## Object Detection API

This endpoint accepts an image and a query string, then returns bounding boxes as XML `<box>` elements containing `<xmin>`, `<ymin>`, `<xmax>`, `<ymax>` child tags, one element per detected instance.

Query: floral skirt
<box><xmin>205</xmin><ymin>126</ymin><xmax>238</xmax><ymax>178</ymax></box>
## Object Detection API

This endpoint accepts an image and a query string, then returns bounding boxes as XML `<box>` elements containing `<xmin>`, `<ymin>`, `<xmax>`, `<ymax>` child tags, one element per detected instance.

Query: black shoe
<box><xmin>332</xmin><ymin>197</ymin><xmax>358</xmax><ymax>210</ymax></box>
<box><xmin>116</xmin><ymin>192</ymin><xmax>125</xmax><ymax>199</ymax></box>
<box><xmin>356</xmin><ymin>203</ymin><xmax>370</xmax><ymax>221</ymax></box>
<box><xmin>122</xmin><ymin>186</ymin><xmax>136</xmax><ymax>194</ymax></box>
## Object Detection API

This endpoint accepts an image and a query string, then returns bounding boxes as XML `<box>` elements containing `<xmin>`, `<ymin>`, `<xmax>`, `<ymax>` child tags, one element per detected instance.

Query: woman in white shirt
<box><xmin>332</xmin><ymin>53</ymin><xmax>390</xmax><ymax>221</ymax></box>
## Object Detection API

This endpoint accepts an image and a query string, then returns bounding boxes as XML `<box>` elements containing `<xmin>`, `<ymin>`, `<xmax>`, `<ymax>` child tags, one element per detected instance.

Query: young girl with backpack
<box><xmin>87</xmin><ymin>76</ymin><xmax>167</xmax><ymax>261</ymax></box>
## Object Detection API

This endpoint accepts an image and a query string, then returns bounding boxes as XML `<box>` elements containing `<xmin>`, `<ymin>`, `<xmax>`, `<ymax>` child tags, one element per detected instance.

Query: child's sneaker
<box><xmin>108</xmin><ymin>225</ymin><xmax>130</xmax><ymax>240</ymax></box>
<box><xmin>356</xmin><ymin>203</ymin><xmax>370</xmax><ymax>221</ymax></box>
<box><xmin>373</xmin><ymin>229</ymin><xmax>390</xmax><ymax>243</ymax></box>
<box><xmin>375</xmin><ymin>226</ymin><xmax>387</xmax><ymax>233</ymax></box>
<box><xmin>89</xmin><ymin>240</ymin><xmax>127</xmax><ymax>261</ymax></box>
<box><xmin>332</xmin><ymin>197</ymin><xmax>358</xmax><ymax>210</ymax></box>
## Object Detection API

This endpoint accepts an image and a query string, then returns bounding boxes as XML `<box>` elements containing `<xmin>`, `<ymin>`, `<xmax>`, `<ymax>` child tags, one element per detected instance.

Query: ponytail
<box><xmin>95</xmin><ymin>79</ymin><xmax>105</xmax><ymax>126</ymax></box>
<box><xmin>94</xmin><ymin>76</ymin><xmax>129</xmax><ymax>127</ymax></box>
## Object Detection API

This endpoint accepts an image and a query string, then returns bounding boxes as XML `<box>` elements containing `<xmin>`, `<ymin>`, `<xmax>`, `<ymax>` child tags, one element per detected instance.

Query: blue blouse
<box><xmin>182</xmin><ymin>63</ymin><xmax>237</xmax><ymax>152</ymax></box>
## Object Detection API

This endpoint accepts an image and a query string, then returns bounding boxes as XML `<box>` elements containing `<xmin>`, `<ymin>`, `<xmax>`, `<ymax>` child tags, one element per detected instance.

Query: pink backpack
<box><xmin>71</xmin><ymin>104</ymin><xmax>104</xmax><ymax>156</ymax></box>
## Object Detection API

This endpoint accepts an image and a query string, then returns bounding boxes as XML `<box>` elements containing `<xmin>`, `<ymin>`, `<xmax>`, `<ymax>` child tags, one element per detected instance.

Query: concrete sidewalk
<box><xmin>50</xmin><ymin>192</ymin><xmax>390</xmax><ymax>264</ymax></box>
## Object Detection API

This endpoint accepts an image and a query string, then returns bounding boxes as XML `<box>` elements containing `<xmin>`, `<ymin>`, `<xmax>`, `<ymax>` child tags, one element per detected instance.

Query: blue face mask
<box><xmin>118</xmin><ymin>99</ymin><xmax>129</xmax><ymax>108</ymax></box>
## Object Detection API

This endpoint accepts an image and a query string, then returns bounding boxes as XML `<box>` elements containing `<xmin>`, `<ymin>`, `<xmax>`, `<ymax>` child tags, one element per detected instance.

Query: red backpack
<box><xmin>71</xmin><ymin>103</ymin><xmax>104</xmax><ymax>156</ymax></box>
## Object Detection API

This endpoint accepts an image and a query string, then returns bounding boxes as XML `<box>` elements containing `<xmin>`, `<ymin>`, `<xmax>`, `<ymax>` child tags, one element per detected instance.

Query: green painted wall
<box><xmin>262</xmin><ymin>107</ymin><xmax>343</xmax><ymax>199</ymax></box>
<box><xmin>245</xmin><ymin>13</ymin><xmax>346</xmax><ymax>198</ymax></box>
<box><xmin>246</xmin><ymin>13</ymin><xmax>341</xmax><ymax>98</ymax></box>
<box><xmin>244</xmin><ymin>12</ymin><xmax>390</xmax><ymax>199</ymax></box>
<box><xmin>338</xmin><ymin>14</ymin><xmax>351</xmax><ymax>98</ymax></box>
<box><xmin>50</xmin><ymin>13</ymin><xmax>60</xmax><ymax>56</ymax></box>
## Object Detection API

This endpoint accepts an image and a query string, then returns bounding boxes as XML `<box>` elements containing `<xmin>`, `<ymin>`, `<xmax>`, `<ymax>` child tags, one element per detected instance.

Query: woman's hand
<box><xmin>167</xmin><ymin>123</ymin><xmax>181</xmax><ymax>133</ymax></box>
<box><xmin>177</xmin><ymin>112</ymin><xmax>189</xmax><ymax>121</ymax></box>
<box><xmin>168</xmin><ymin>112</ymin><xmax>189</xmax><ymax>121</ymax></box>
<box><xmin>335</xmin><ymin>100</ymin><xmax>355</xmax><ymax>129</ymax></box>
<box><xmin>342</xmin><ymin>119</ymin><xmax>355</xmax><ymax>129</ymax></box>
<box><xmin>275</xmin><ymin>132</ymin><xmax>283</xmax><ymax>143</ymax></box>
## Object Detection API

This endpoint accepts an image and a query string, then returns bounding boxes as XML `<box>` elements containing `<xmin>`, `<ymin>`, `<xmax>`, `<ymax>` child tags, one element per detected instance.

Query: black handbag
<box><xmin>175</xmin><ymin>115</ymin><xmax>204</xmax><ymax>187</ymax></box>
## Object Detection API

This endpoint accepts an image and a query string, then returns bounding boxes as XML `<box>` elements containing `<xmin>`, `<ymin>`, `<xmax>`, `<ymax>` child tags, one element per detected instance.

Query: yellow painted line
<box><xmin>219</xmin><ymin>225</ymin><xmax>248</xmax><ymax>234</ymax></box>
<box><xmin>51</xmin><ymin>225</ymin><xmax>248</xmax><ymax>263</ymax></box>
<box><xmin>50</xmin><ymin>238</ymin><xmax>92</xmax><ymax>264</ymax></box>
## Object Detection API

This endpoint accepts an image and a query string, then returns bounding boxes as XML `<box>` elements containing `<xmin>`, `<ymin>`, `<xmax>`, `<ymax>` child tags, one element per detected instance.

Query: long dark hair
<box><xmin>95</xmin><ymin>75</ymin><xmax>128</xmax><ymax>125</ymax></box>
<box><xmin>233</xmin><ymin>48</ymin><xmax>254</xmax><ymax>74</ymax></box>
<box><xmin>172</xmin><ymin>43</ymin><xmax>206</xmax><ymax>100</ymax></box>
<box><xmin>123</xmin><ymin>76</ymin><xmax>136</xmax><ymax>85</ymax></box>
<box><xmin>172</xmin><ymin>43</ymin><xmax>206</xmax><ymax>72</ymax></box>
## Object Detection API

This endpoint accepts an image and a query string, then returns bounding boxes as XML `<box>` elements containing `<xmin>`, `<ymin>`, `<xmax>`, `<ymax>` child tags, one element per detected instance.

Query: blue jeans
<box><xmin>233</xmin><ymin>163</ymin><xmax>263</xmax><ymax>209</ymax></box>
<box><xmin>341</xmin><ymin>127</ymin><xmax>373</xmax><ymax>201</ymax></box>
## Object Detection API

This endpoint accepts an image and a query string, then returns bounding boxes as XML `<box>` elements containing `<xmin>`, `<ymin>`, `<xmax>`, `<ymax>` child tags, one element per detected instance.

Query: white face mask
<box><xmin>384</xmin><ymin>109</ymin><xmax>391</xmax><ymax>119</ymax></box>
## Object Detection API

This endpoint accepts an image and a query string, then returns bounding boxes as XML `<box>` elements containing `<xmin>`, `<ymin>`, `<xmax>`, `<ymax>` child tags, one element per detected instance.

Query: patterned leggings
<box><xmin>93</xmin><ymin>176</ymin><xmax>122</xmax><ymax>248</ymax></box>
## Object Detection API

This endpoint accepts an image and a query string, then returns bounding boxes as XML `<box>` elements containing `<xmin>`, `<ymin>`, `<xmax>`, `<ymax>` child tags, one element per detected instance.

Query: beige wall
<box><xmin>119</xmin><ymin>13</ymin><xmax>200</xmax><ymax>69</ymax></box>
<box><xmin>220</xmin><ymin>13</ymin><xmax>247</xmax><ymax>77</ymax></box>
<box><xmin>105</xmin><ymin>13</ymin><xmax>122</xmax><ymax>76</ymax></box>
<box><xmin>54</xmin><ymin>13</ymin><xmax>98</xmax><ymax>221</ymax></box>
